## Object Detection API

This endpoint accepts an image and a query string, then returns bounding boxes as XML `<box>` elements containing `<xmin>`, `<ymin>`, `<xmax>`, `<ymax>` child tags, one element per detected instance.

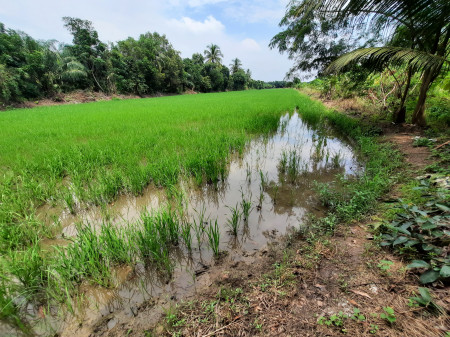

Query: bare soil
<box><xmin>1</xmin><ymin>90</ymin><xmax>194</xmax><ymax>110</ymax></box>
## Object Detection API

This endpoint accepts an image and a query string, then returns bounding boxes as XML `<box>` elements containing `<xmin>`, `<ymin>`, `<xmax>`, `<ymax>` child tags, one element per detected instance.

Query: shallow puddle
<box><xmin>27</xmin><ymin>112</ymin><xmax>360</xmax><ymax>336</ymax></box>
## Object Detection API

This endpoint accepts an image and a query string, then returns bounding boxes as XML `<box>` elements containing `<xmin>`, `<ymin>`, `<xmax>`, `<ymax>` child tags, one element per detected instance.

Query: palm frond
<box><xmin>325</xmin><ymin>47</ymin><xmax>448</xmax><ymax>74</ymax></box>
<box><xmin>295</xmin><ymin>0</ymin><xmax>450</xmax><ymax>39</ymax></box>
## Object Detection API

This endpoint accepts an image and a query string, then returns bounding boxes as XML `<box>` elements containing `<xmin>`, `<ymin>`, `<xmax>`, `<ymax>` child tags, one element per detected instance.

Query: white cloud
<box><xmin>187</xmin><ymin>0</ymin><xmax>228</xmax><ymax>7</ymax></box>
<box><xmin>240</xmin><ymin>38</ymin><xmax>261</xmax><ymax>52</ymax></box>
<box><xmin>168</xmin><ymin>15</ymin><xmax>225</xmax><ymax>35</ymax></box>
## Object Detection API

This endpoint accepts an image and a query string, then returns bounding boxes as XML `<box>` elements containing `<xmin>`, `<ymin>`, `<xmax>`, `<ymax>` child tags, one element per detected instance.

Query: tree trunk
<box><xmin>412</xmin><ymin>69</ymin><xmax>434</xmax><ymax>127</ymax></box>
<box><xmin>393</xmin><ymin>67</ymin><xmax>412</xmax><ymax>124</ymax></box>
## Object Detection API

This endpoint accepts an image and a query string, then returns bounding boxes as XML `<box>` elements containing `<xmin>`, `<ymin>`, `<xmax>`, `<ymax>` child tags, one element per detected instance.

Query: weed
<box><xmin>409</xmin><ymin>287</ymin><xmax>444</xmax><ymax>313</ymax></box>
<box><xmin>377</xmin><ymin>260</ymin><xmax>393</xmax><ymax>273</ymax></box>
<box><xmin>369</xmin><ymin>324</ymin><xmax>379</xmax><ymax>334</ymax></box>
<box><xmin>379</xmin><ymin>306</ymin><xmax>396</xmax><ymax>324</ymax></box>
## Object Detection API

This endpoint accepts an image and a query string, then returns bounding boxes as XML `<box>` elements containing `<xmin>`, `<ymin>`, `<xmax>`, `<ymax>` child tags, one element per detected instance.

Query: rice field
<box><xmin>0</xmin><ymin>89</ymin><xmax>360</xmax><ymax>335</ymax></box>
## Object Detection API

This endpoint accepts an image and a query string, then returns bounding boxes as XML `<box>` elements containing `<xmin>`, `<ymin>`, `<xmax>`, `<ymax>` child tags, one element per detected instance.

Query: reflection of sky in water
<box><xmin>37</xmin><ymin>113</ymin><xmax>361</xmax><ymax>336</ymax></box>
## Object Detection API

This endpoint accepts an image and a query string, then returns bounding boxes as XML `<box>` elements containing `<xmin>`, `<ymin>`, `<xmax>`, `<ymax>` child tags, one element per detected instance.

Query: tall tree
<box><xmin>204</xmin><ymin>44</ymin><xmax>223</xmax><ymax>65</ymax></box>
<box><xmin>62</xmin><ymin>17</ymin><xmax>109</xmax><ymax>92</ymax></box>
<box><xmin>230</xmin><ymin>58</ymin><xmax>242</xmax><ymax>74</ymax></box>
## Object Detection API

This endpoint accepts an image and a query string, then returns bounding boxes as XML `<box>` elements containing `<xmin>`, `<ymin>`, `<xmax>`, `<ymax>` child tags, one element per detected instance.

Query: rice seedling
<box><xmin>279</xmin><ymin>150</ymin><xmax>288</xmax><ymax>173</ymax></box>
<box><xmin>273</xmin><ymin>185</ymin><xmax>279</xmax><ymax>205</ymax></box>
<box><xmin>332</xmin><ymin>152</ymin><xmax>343</xmax><ymax>168</ymax></box>
<box><xmin>246</xmin><ymin>163</ymin><xmax>252</xmax><ymax>183</ymax></box>
<box><xmin>55</xmin><ymin>224</ymin><xmax>113</xmax><ymax>288</ymax></box>
<box><xmin>63</xmin><ymin>190</ymin><xmax>76</xmax><ymax>215</ymax></box>
<box><xmin>259</xmin><ymin>170</ymin><xmax>268</xmax><ymax>191</ymax></box>
<box><xmin>226</xmin><ymin>204</ymin><xmax>241</xmax><ymax>236</ymax></box>
<box><xmin>181</xmin><ymin>222</ymin><xmax>193</xmax><ymax>252</ymax></box>
<box><xmin>240</xmin><ymin>192</ymin><xmax>252</xmax><ymax>221</ymax></box>
<box><xmin>193</xmin><ymin>206</ymin><xmax>208</xmax><ymax>248</ymax></box>
<box><xmin>206</xmin><ymin>220</ymin><xmax>220</xmax><ymax>257</ymax></box>
<box><xmin>98</xmin><ymin>223</ymin><xmax>133</xmax><ymax>265</ymax></box>
<box><xmin>256</xmin><ymin>186</ymin><xmax>265</xmax><ymax>211</ymax></box>
<box><xmin>287</xmin><ymin>149</ymin><xmax>301</xmax><ymax>181</ymax></box>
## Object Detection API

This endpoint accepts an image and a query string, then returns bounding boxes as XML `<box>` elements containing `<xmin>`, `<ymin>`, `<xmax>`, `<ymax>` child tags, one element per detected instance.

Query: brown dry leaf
<box><xmin>350</xmin><ymin>289</ymin><xmax>373</xmax><ymax>299</ymax></box>
<box><xmin>348</xmin><ymin>299</ymin><xmax>359</xmax><ymax>306</ymax></box>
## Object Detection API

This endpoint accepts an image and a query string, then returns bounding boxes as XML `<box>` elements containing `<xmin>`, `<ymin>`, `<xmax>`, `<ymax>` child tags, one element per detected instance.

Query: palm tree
<box><xmin>230</xmin><ymin>58</ymin><xmax>242</xmax><ymax>74</ymax></box>
<box><xmin>280</xmin><ymin>0</ymin><xmax>450</xmax><ymax>126</ymax></box>
<box><xmin>204</xmin><ymin>44</ymin><xmax>224</xmax><ymax>65</ymax></box>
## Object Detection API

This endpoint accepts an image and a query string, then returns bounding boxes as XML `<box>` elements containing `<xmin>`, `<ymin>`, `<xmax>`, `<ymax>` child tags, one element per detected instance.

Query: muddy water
<box><xmin>33</xmin><ymin>112</ymin><xmax>360</xmax><ymax>336</ymax></box>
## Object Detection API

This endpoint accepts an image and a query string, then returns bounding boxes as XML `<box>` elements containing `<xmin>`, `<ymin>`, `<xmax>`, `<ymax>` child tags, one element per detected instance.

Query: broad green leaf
<box><xmin>393</xmin><ymin>236</ymin><xmax>409</xmax><ymax>246</ymax></box>
<box><xmin>420</xmin><ymin>270</ymin><xmax>440</xmax><ymax>284</ymax></box>
<box><xmin>436</xmin><ymin>204</ymin><xmax>450</xmax><ymax>212</ymax></box>
<box><xmin>421</xmin><ymin>221</ymin><xmax>437</xmax><ymax>230</ymax></box>
<box><xmin>404</xmin><ymin>239</ymin><xmax>419</xmax><ymax>247</ymax></box>
<box><xmin>418</xmin><ymin>287</ymin><xmax>432</xmax><ymax>303</ymax></box>
<box><xmin>440</xmin><ymin>266</ymin><xmax>450</xmax><ymax>278</ymax></box>
<box><xmin>407</xmin><ymin>260</ymin><xmax>430</xmax><ymax>269</ymax></box>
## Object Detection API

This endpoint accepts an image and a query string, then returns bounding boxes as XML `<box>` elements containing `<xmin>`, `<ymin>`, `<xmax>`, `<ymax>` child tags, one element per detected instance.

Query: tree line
<box><xmin>0</xmin><ymin>17</ymin><xmax>279</xmax><ymax>106</ymax></box>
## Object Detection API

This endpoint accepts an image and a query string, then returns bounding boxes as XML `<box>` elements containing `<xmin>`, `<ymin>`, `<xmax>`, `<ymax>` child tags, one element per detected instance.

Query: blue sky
<box><xmin>0</xmin><ymin>0</ymin><xmax>294</xmax><ymax>81</ymax></box>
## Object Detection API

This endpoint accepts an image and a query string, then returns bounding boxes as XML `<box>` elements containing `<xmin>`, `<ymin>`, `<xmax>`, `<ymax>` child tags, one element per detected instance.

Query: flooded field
<box><xmin>19</xmin><ymin>112</ymin><xmax>361</xmax><ymax>336</ymax></box>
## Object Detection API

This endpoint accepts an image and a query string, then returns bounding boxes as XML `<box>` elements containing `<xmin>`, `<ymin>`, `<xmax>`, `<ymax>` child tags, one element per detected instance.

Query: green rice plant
<box><xmin>240</xmin><ymin>192</ymin><xmax>252</xmax><ymax>221</ymax></box>
<box><xmin>257</xmin><ymin>186</ymin><xmax>264</xmax><ymax>210</ymax></box>
<box><xmin>7</xmin><ymin>244</ymin><xmax>48</xmax><ymax>296</ymax></box>
<box><xmin>259</xmin><ymin>170</ymin><xmax>268</xmax><ymax>191</ymax></box>
<box><xmin>287</xmin><ymin>149</ymin><xmax>301</xmax><ymax>181</ymax></box>
<box><xmin>278</xmin><ymin>150</ymin><xmax>288</xmax><ymax>173</ymax></box>
<box><xmin>0</xmin><ymin>283</ymin><xmax>31</xmax><ymax>335</ymax></box>
<box><xmin>135</xmin><ymin>213</ymin><xmax>174</xmax><ymax>273</ymax></box>
<box><xmin>181</xmin><ymin>222</ymin><xmax>193</xmax><ymax>252</ymax></box>
<box><xmin>53</xmin><ymin>225</ymin><xmax>112</xmax><ymax>288</ymax></box>
<box><xmin>246</xmin><ymin>163</ymin><xmax>252</xmax><ymax>183</ymax></box>
<box><xmin>63</xmin><ymin>190</ymin><xmax>76</xmax><ymax>214</ymax></box>
<box><xmin>226</xmin><ymin>204</ymin><xmax>241</xmax><ymax>236</ymax></box>
<box><xmin>206</xmin><ymin>220</ymin><xmax>220</xmax><ymax>257</ymax></box>
<box><xmin>98</xmin><ymin>223</ymin><xmax>133</xmax><ymax>265</ymax></box>
<box><xmin>193</xmin><ymin>206</ymin><xmax>208</xmax><ymax>248</ymax></box>
<box><xmin>332</xmin><ymin>151</ymin><xmax>342</xmax><ymax>168</ymax></box>
<box><xmin>273</xmin><ymin>185</ymin><xmax>279</xmax><ymax>205</ymax></box>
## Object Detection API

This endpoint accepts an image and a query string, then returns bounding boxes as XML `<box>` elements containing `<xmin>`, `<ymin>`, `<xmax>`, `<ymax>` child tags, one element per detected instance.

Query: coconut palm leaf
<box><xmin>204</xmin><ymin>44</ymin><xmax>223</xmax><ymax>65</ymax></box>
<box><xmin>326</xmin><ymin>47</ymin><xmax>448</xmax><ymax>74</ymax></box>
<box><xmin>296</xmin><ymin>0</ymin><xmax>450</xmax><ymax>37</ymax></box>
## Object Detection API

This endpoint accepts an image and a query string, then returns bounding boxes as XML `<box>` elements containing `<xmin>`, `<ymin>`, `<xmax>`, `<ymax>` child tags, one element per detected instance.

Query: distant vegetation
<box><xmin>0</xmin><ymin>18</ymin><xmax>286</xmax><ymax>107</ymax></box>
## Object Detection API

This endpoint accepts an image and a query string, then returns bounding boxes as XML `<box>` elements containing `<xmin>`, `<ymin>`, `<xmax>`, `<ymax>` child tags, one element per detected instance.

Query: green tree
<box><xmin>63</xmin><ymin>17</ymin><xmax>109</xmax><ymax>92</ymax></box>
<box><xmin>230</xmin><ymin>58</ymin><xmax>242</xmax><ymax>74</ymax></box>
<box><xmin>274</xmin><ymin>0</ymin><xmax>450</xmax><ymax>126</ymax></box>
<box><xmin>204</xmin><ymin>44</ymin><xmax>223</xmax><ymax>65</ymax></box>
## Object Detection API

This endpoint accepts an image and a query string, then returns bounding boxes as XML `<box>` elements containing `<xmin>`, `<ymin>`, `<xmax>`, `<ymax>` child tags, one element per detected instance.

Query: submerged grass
<box><xmin>0</xmin><ymin>89</ymin><xmax>300</xmax><ymax>253</ymax></box>
<box><xmin>297</xmin><ymin>92</ymin><xmax>403</xmax><ymax>227</ymax></box>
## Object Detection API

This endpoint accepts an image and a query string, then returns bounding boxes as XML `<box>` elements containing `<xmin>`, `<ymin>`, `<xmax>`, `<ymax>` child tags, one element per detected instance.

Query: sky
<box><xmin>0</xmin><ymin>0</ymin><xmax>294</xmax><ymax>81</ymax></box>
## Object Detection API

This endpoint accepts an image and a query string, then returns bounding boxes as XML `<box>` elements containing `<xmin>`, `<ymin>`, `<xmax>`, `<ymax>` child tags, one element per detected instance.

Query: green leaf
<box><xmin>420</xmin><ymin>270</ymin><xmax>440</xmax><ymax>284</ymax></box>
<box><xmin>418</xmin><ymin>287</ymin><xmax>432</xmax><ymax>303</ymax></box>
<box><xmin>421</xmin><ymin>221</ymin><xmax>438</xmax><ymax>230</ymax></box>
<box><xmin>440</xmin><ymin>265</ymin><xmax>450</xmax><ymax>278</ymax></box>
<box><xmin>407</xmin><ymin>260</ymin><xmax>430</xmax><ymax>269</ymax></box>
<box><xmin>435</xmin><ymin>204</ymin><xmax>450</xmax><ymax>212</ymax></box>
<box><xmin>393</xmin><ymin>236</ymin><xmax>409</xmax><ymax>246</ymax></box>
